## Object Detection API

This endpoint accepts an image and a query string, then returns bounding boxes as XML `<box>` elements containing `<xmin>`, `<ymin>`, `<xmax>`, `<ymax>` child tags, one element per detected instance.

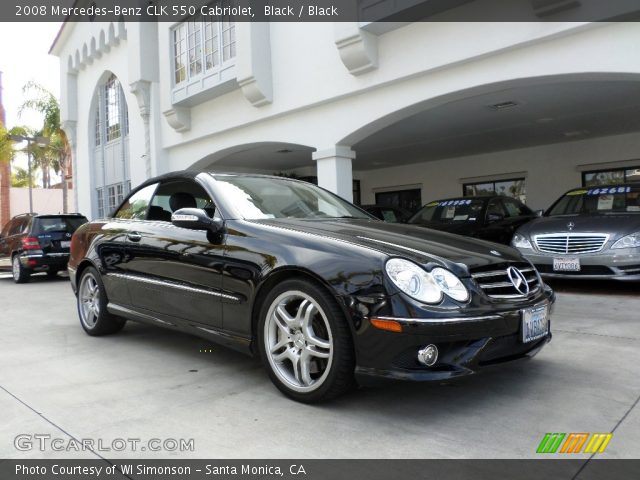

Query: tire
<box><xmin>47</xmin><ymin>269</ymin><xmax>59</xmax><ymax>279</ymax></box>
<box><xmin>12</xmin><ymin>255</ymin><xmax>31</xmax><ymax>284</ymax></box>
<box><xmin>258</xmin><ymin>278</ymin><xmax>355</xmax><ymax>403</ymax></box>
<box><xmin>77</xmin><ymin>266</ymin><xmax>126</xmax><ymax>336</ymax></box>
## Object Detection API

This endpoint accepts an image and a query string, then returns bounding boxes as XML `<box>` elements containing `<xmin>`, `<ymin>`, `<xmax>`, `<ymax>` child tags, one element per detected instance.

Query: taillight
<box><xmin>21</xmin><ymin>237</ymin><xmax>41</xmax><ymax>250</ymax></box>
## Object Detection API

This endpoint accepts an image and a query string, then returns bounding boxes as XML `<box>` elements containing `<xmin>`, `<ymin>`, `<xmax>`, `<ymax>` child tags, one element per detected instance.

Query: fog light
<box><xmin>417</xmin><ymin>344</ymin><xmax>438</xmax><ymax>366</ymax></box>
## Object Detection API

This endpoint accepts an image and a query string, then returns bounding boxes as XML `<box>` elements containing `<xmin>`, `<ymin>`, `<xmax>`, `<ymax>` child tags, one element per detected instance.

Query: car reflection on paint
<box><xmin>408</xmin><ymin>196</ymin><xmax>538</xmax><ymax>245</ymax></box>
<box><xmin>68</xmin><ymin>171</ymin><xmax>554</xmax><ymax>403</ymax></box>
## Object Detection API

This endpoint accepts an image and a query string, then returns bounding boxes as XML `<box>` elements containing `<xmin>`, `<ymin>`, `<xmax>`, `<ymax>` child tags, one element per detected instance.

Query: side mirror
<box><xmin>487</xmin><ymin>213</ymin><xmax>504</xmax><ymax>223</ymax></box>
<box><xmin>535</xmin><ymin>209</ymin><xmax>544</xmax><ymax>217</ymax></box>
<box><xmin>171</xmin><ymin>208</ymin><xmax>223</xmax><ymax>232</ymax></box>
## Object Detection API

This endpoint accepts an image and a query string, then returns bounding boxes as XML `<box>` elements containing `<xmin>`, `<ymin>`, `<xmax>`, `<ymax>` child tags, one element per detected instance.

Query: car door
<box><xmin>99</xmin><ymin>183</ymin><xmax>161</xmax><ymax>308</ymax></box>
<box><xmin>122</xmin><ymin>178</ymin><xmax>225</xmax><ymax>328</ymax></box>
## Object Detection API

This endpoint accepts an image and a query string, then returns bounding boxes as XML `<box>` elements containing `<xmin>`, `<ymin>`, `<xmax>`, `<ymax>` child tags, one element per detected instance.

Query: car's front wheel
<box><xmin>258</xmin><ymin>279</ymin><xmax>355</xmax><ymax>403</ymax></box>
<box><xmin>77</xmin><ymin>266</ymin><xmax>125</xmax><ymax>336</ymax></box>
<box><xmin>12</xmin><ymin>255</ymin><xmax>30</xmax><ymax>284</ymax></box>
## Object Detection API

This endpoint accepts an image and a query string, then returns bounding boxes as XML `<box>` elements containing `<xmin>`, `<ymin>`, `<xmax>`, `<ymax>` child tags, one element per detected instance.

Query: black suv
<box><xmin>0</xmin><ymin>213</ymin><xmax>88</xmax><ymax>283</ymax></box>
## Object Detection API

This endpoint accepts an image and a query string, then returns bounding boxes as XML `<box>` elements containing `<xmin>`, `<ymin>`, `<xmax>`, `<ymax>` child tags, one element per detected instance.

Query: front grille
<box><xmin>471</xmin><ymin>263</ymin><xmax>541</xmax><ymax>299</ymax></box>
<box><xmin>534</xmin><ymin>233</ymin><xmax>608</xmax><ymax>254</ymax></box>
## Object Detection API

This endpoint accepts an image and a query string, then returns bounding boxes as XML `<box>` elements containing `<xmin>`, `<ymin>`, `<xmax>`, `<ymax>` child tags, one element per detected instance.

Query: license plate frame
<box><xmin>60</xmin><ymin>240</ymin><xmax>71</xmax><ymax>249</ymax></box>
<box><xmin>553</xmin><ymin>257</ymin><xmax>580</xmax><ymax>272</ymax></box>
<box><xmin>521</xmin><ymin>304</ymin><xmax>550</xmax><ymax>344</ymax></box>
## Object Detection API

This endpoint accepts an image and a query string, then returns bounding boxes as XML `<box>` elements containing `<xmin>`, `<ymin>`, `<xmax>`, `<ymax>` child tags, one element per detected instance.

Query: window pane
<box><xmin>174</xmin><ymin>24</ymin><xmax>187</xmax><ymax>84</ymax></box>
<box><xmin>625</xmin><ymin>168</ymin><xmax>640</xmax><ymax>183</ymax></box>
<box><xmin>583</xmin><ymin>170</ymin><xmax>625</xmax><ymax>187</ymax></box>
<box><xmin>188</xmin><ymin>19</ymin><xmax>202</xmax><ymax>77</ymax></box>
<box><xmin>97</xmin><ymin>188</ymin><xmax>104</xmax><ymax>218</ymax></box>
<box><xmin>465</xmin><ymin>182</ymin><xmax>494</xmax><ymax>196</ymax></box>
<box><xmin>495</xmin><ymin>179</ymin><xmax>526</xmax><ymax>202</ymax></box>
<box><xmin>104</xmin><ymin>75</ymin><xmax>121</xmax><ymax>142</ymax></box>
<box><xmin>204</xmin><ymin>21</ymin><xmax>219</xmax><ymax>69</ymax></box>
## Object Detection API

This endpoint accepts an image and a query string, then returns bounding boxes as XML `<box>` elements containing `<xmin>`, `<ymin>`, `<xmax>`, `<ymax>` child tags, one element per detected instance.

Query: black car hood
<box><xmin>411</xmin><ymin>221</ymin><xmax>478</xmax><ymax>236</ymax></box>
<box><xmin>518</xmin><ymin>214</ymin><xmax>640</xmax><ymax>239</ymax></box>
<box><xmin>255</xmin><ymin>218</ymin><xmax>524</xmax><ymax>275</ymax></box>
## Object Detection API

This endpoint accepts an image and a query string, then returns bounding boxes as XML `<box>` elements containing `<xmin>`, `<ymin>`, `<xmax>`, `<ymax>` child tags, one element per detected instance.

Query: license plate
<box><xmin>553</xmin><ymin>257</ymin><xmax>580</xmax><ymax>271</ymax></box>
<box><xmin>60</xmin><ymin>241</ymin><xmax>71</xmax><ymax>248</ymax></box>
<box><xmin>521</xmin><ymin>304</ymin><xmax>549</xmax><ymax>343</ymax></box>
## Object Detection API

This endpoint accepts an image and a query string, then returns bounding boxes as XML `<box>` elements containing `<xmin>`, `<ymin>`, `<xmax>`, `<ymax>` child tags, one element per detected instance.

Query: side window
<box><xmin>147</xmin><ymin>179</ymin><xmax>216</xmax><ymax>222</ymax></box>
<box><xmin>504</xmin><ymin>198</ymin><xmax>532</xmax><ymax>217</ymax></box>
<box><xmin>115</xmin><ymin>183</ymin><xmax>159</xmax><ymax>220</ymax></box>
<box><xmin>1</xmin><ymin>220</ymin><xmax>14</xmax><ymax>237</ymax></box>
<box><xmin>9</xmin><ymin>218</ymin><xmax>26</xmax><ymax>236</ymax></box>
<box><xmin>486</xmin><ymin>199</ymin><xmax>506</xmax><ymax>219</ymax></box>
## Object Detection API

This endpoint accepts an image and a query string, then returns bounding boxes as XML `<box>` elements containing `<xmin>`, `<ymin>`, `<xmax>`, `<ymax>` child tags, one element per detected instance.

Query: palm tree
<box><xmin>19</xmin><ymin>81</ymin><xmax>70</xmax><ymax>212</ymax></box>
<box><xmin>11</xmin><ymin>166</ymin><xmax>36</xmax><ymax>188</ymax></box>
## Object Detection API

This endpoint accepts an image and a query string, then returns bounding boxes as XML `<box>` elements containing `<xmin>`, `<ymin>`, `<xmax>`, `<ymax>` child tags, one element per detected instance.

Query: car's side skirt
<box><xmin>107</xmin><ymin>302</ymin><xmax>253</xmax><ymax>355</ymax></box>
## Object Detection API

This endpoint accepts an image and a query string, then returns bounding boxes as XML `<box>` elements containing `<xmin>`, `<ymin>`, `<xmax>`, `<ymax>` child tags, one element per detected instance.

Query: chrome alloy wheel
<box><xmin>12</xmin><ymin>256</ymin><xmax>21</xmax><ymax>281</ymax></box>
<box><xmin>264</xmin><ymin>291</ymin><xmax>333</xmax><ymax>393</ymax></box>
<box><xmin>79</xmin><ymin>273</ymin><xmax>101</xmax><ymax>329</ymax></box>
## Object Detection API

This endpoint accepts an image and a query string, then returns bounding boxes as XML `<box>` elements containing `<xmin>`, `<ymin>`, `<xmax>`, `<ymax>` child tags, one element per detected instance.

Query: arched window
<box><xmin>91</xmin><ymin>73</ymin><xmax>130</xmax><ymax>218</ymax></box>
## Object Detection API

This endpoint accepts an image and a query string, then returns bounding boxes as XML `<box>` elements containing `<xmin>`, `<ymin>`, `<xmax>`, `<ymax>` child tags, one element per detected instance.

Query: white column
<box><xmin>312</xmin><ymin>146</ymin><xmax>355</xmax><ymax>203</ymax></box>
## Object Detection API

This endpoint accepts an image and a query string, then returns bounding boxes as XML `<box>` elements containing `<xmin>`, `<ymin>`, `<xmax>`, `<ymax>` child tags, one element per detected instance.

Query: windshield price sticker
<box><xmin>438</xmin><ymin>199</ymin><xmax>473</xmax><ymax>207</ymax></box>
<box><xmin>586</xmin><ymin>186</ymin><xmax>631</xmax><ymax>195</ymax></box>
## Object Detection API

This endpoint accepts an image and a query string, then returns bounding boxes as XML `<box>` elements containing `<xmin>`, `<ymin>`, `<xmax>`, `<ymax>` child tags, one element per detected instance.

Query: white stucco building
<box><xmin>50</xmin><ymin>10</ymin><xmax>640</xmax><ymax>219</ymax></box>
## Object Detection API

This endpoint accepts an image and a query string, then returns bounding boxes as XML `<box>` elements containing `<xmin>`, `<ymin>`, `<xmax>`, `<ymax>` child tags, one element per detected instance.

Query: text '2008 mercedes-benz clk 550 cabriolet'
<box><xmin>68</xmin><ymin>171</ymin><xmax>554</xmax><ymax>402</ymax></box>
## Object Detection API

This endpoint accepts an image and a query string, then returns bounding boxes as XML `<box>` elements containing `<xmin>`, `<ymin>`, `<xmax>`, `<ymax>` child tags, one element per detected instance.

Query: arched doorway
<box><xmin>91</xmin><ymin>73</ymin><xmax>130</xmax><ymax>218</ymax></box>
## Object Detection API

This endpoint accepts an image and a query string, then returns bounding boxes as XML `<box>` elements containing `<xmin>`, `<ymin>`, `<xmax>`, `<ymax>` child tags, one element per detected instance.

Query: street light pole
<box><xmin>10</xmin><ymin>134</ymin><xmax>49</xmax><ymax>214</ymax></box>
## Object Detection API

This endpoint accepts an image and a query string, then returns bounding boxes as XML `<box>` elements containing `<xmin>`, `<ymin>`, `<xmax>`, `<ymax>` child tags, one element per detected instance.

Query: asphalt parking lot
<box><xmin>1</xmin><ymin>272</ymin><xmax>639</xmax><ymax>459</ymax></box>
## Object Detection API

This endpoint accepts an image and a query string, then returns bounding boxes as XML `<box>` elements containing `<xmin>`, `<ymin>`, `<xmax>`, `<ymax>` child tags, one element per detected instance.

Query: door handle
<box><xmin>127</xmin><ymin>232</ymin><xmax>142</xmax><ymax>242</ymax></box>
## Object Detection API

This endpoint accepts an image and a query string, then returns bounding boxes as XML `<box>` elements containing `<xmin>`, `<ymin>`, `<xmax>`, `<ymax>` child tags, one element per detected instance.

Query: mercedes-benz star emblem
<box><xmin>507</xmin><ymin>266</ymin><xmax>530</xmax><ymax>295</ymax></box>
<box><xmin>567</xmin><ymin>222</ymin><xmax>575</xmax><ymax>231</ymax></box>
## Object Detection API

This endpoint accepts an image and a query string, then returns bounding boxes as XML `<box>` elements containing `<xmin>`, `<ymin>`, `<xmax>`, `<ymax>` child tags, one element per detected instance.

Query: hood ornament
<box><xmin>507</xmin><ymin>266</ymin><xmax>530</xmax><ymax>295</ymax></box>
<box><xmin>567</xmin><ymin>222</ymin><xmax>575</xmax><ymax>231</ymax></box>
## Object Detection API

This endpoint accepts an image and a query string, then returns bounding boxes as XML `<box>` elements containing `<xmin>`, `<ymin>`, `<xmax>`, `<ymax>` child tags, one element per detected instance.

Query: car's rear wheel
<box><xmin>77</xmin><ymin>266</ymin><xmax>125</xmax><ymax>336</ymax></box>
<box><xmin>47</xmin><ymin>269</ymin><xmax>59</xmax><ymax>279</ymax></box>
<box><xmin>258</xmin><ymin>279</ymin><xmax>355</xmax><ymax>403</ymax></box>
<box><xmin>12</xmin><ymin>255</ymin><xmax>30</xmax><ymax>284</ymax></box>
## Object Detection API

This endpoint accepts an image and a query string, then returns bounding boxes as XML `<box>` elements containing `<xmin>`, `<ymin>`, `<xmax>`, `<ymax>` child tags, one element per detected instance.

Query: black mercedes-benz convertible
<box><xmin>68</xmin><ymin>171</ymin><xmax>554</xmax><ymax>402</ymax></box>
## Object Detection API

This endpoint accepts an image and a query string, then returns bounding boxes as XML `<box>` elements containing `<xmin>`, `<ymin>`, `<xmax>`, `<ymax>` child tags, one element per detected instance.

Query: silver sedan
<box><xmin>512</xmin><ymin>184</ymin><xmax>640</xmax><ymax>280</ymax></box>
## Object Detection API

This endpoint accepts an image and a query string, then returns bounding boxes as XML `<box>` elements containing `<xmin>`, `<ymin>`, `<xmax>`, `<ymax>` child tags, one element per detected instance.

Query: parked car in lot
<box><xmin>0</xmin><ymin>213</ymin><xmax>88</xmax><ymax>283</ymax></box>
<box><xmin>361</xmin><ymin>204</ymin><xmax>413</xmax><ymax>223</ymax></box>
<box><xmin>68</xmin><ymin>171</ymin><xmax>554</xmax><ymax>402</ymax></box>
<box><xmin>512</xmin><ymin>184</ymin><xmax>640</xmax><ymax>280</ymax></box>
<box><xmin>408</xmin><ymin>195</ymin><xmax>538</xmax><ymax>245</ymax></box>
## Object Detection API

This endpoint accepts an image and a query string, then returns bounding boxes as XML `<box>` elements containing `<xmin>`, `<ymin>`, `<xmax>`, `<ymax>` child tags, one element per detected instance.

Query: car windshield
<box><xmin>548</xmin><ymin>186</ymin><xmax>640</xmax><ymax>216</ymax></box>
<box><xmin>212</xmin><ymin>175</ymin><xmax>371</xmax><ymax>220</ymax></box>
<box><xmin>409</xmin><ymin>199</ymin><xmax>485</xmax><ymax>224</ymax></box>
<box><xmin>33</xmin><ymin>216</ymin><xmax>87</xmax><ymax>234</ymax></box>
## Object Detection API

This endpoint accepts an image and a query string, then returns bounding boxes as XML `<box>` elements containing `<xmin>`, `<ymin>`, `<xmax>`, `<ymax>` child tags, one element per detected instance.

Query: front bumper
<box><xmin>352</xmin><ymin>289</ymin><xmax>554</xmax><ymax>383</ymax></box>
<box><xmin>518</xmin><ymin>249</ymin><xmax>640</xmax><ymax>281</ymax></box>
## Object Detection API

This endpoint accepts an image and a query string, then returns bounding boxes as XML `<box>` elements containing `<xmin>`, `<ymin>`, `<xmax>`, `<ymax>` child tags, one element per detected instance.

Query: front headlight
<box><xmin>431</xmin><ymin>267</ymin><xmax>470</xmax><ymax>302</ymax></box>
<box><xmin>611</xmin><ymin>232</ymin><xmax>640</xmax><ymax>249</ymax></box>
<box><xmin>511</xmin><ymin>233</ymin><xmax>532</xmax><ymax>249</ymax></box>
<box><xmin>385</xmin><ymin>258</ymin><xmax>469</xmax><ymax>304</ymax></box>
